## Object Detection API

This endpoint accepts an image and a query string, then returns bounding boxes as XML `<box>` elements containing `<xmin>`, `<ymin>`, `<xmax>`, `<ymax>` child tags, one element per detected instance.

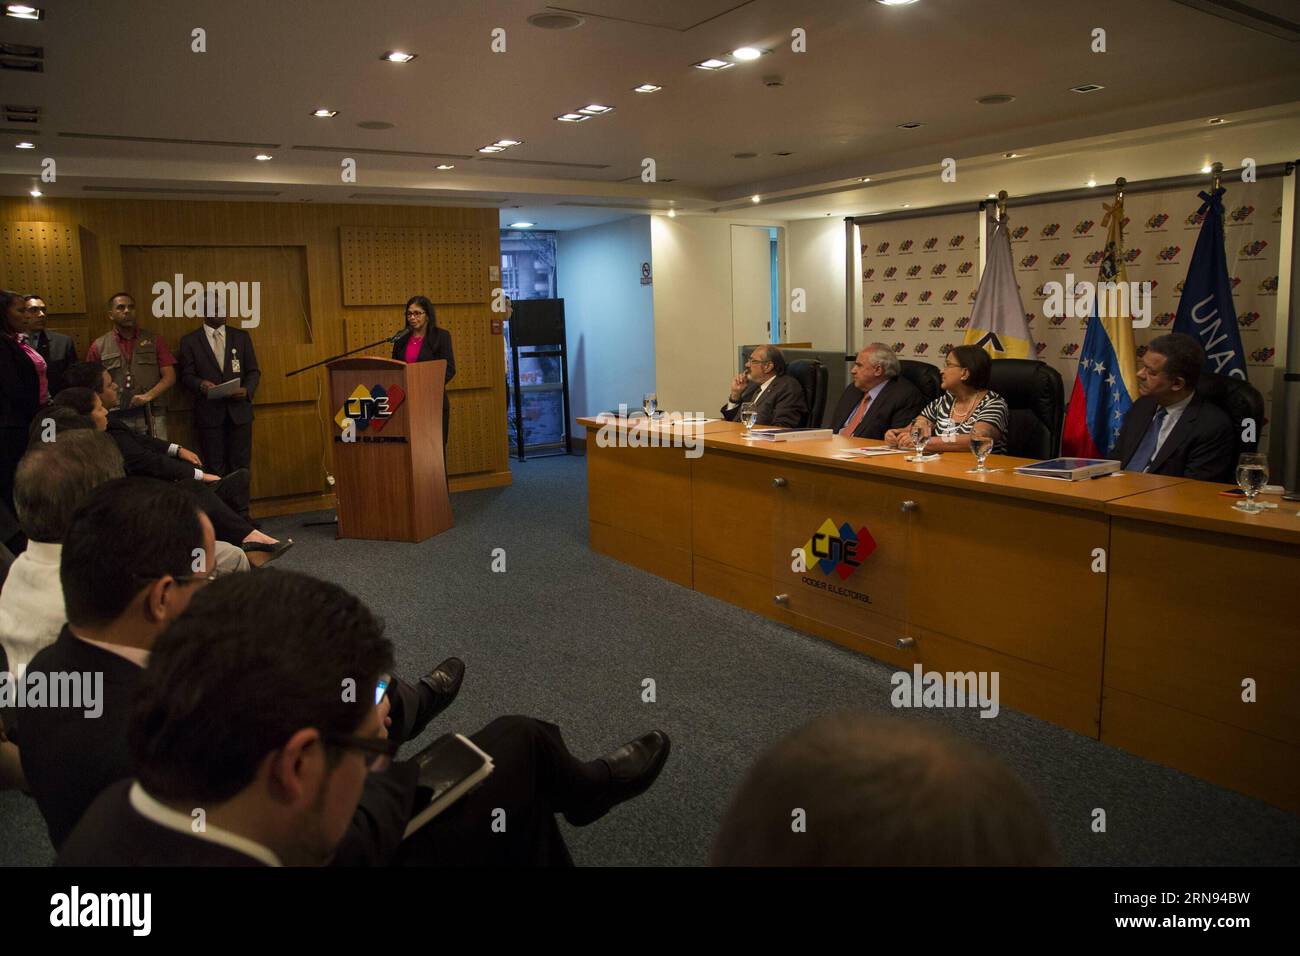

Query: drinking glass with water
<box><xmin>1234</xmin><ymin>453</ymin><xmax>1268</xmax><ymax>513</ymax></box>
<box><xmin>642</xmin><ymin>392</ymin><xmax>658</xmax><ymax>419</ymax></box>
<box><xmin>969</xmin><ymin>434</ymin><xmax>994</xmax><ymax>473</ymax></box>
<box><xmin>740</xmin><ymin>402</ymin><xmax>758</xmax><ymax>434</ymax></box>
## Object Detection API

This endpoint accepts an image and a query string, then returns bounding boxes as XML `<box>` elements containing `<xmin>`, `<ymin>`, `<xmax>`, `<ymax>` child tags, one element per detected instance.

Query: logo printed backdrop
<box><xmin>858</xmin><ymin>178</ymin><xmax>1283</xmax><ymax>441</ymax></box>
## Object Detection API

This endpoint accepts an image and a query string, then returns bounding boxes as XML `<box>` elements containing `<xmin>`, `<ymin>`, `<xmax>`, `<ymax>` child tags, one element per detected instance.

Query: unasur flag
<box><xmin>1172</xmin><ymin>185</ymin><xmax>1247</xmax><ymax>380</ymax></box>
<box><xmin>1061</xmin><ymin>198</ymin><xmax>1138</xmax><ymax>457</ymax></box>
<box><xmin>964</xmin><ymin>212</ymin><xmax>1034</xmax><ymax>358</ymax></box>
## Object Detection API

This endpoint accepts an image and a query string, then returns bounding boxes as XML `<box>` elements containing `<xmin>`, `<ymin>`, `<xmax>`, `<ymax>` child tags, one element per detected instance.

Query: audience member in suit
<box><xmin>178</xmin><ymin>309</ymin><xmax>260</xmax><ymax>492</ymax></box>
<box><xmin>25</xmin><ymin>295</ymin><xmax>77</xmax><ymax>398</ymax></box>
<box><xmin>1</xmin><ymin>289</ymin><xmax>45</xmax><ymax>537</ymax></box>
<box><xmin>392</xmin><ymin>296</ymin><xmax>455</xmax><ymax>448</ymax></box>
<box><xmin>59</xmin><ymin>567</ymin><xmax>672</xmax><ymax>867</ymax></box>
<box><xmin>21</xmin><ymin>479</ymin><xmax>461</xmax><ymax>856</ymax></box>
<box><xmin>720</xmin><ymin>345</ymin><xmax>808</xmax><ymax>428</ymax></box>
<box><xmin>886</xmin><ymin>345</ymin><xmax>1011</xmax><ymax>455</ymax></box>
<box><xmin>0</xmin><ymin>431</ymin><xmax>124</xmax><ymax>680</ymax></box>
<box><xmin>830</xmin><ymin>343</ymin><xmax>928</xmax><ymax>440</ymax></box>
<box><xmin>58</xmin><ymin>364</ymin><xmax>288</xmax><ymax>560</ymax></box>
<box><xmin>1114</xmin><ymin>333</ymin><xmax>1235</xmax><ymax>482</ymax></box>
<box><xmin>710</xmin><ymin>712</ymin><xmax>1058</xmax><ymax>866</ymax></box>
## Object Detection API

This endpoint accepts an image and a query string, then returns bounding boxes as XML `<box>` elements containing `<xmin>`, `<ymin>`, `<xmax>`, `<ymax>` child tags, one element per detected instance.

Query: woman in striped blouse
<box><xmin>885</xmin><ymin>345</ymin><xmax>1009</xmax><ymax>454</ymax></box>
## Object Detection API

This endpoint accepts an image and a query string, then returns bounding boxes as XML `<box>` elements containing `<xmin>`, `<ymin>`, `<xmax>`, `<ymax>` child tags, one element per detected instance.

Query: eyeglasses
<box><xmin>404</xmin><ymin>311</ymin><xmax>426</xmax><ymax>318</ymax></box>
<box><xmin>326</xmin><ymin>732</ymin><xmax>401</xmax><ymax>772</ymax></box>
<box><xmin>131</xmin><ymin>567</ymin><xmax>230</xmax><ymax>588</ymax></box>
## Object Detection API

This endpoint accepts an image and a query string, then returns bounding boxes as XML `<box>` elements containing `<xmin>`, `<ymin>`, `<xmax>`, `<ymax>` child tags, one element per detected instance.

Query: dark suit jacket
<box><xmin>106</xmin><ymin>416</ymin><xmax>195</xmax><ymax>482</ymax></box>
<box><xmin>829</xmin><ymin>377</ymin><xmax>927</xmax><ymax>440</ymax></box>
<box><xmin>34</xmin><ymin>330</ymin><xmax>77</xmax><ymax>399</ymax></box>
<box><xmin>1</xmin><ymin>333</ymin><xmax>41</xmax><ymax>429</ymax></box>
<box><xmin>20</xmin><ymin>626</ymin><xmax>142</xmax><ymax>849</ymax></box>
<box><xmin>178</xmin><ymin>324</ymin><xmax>260</xmax><ymax>427</ymax></box>
<box><xmin>720</xmin><ymin>374</ymin><xmax>808</xmax><ymax>427</ymax></box>
<box><xmin>1115</xmin><ymin>394</ymin><xmax>1235</xmax><ymax>482</ymax></box>
<box><xmin>25</xmin><ymin>625</ymin><xmax>417</xmax><ymax>862</ymax></box>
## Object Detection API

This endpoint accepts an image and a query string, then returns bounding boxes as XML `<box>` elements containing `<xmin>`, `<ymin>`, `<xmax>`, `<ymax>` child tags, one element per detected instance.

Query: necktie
<box><xmin>1126</xmin><ymin>407</ymin><xmax>1167</xmax><ymax>473</ymax></box>
<box><xmin>212</xmin><ymin>327</ymin><xmax>225</xmax><ymax>373</ymax></box>
<box><xmin>839</xmin><ymin>393</ymin><xmax>872</xmax><ymax>436</ymax></box>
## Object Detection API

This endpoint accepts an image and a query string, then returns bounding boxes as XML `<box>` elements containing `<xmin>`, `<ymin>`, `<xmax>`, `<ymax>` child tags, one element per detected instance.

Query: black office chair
<box><xmin>1196</xmin><ymin>370</ymin><xmax>1265</xmax><ymax>461</ymax></box>
<box><xmin>787</xmin><ymin>359</ymin><xmax>828</xmax><ymax>428</ymax></box>
<box><xmin>899</xmin><ymin>360</ymin><xmax>942</xmax><ymax>404</ymax></box>
<box><xmin>987</xmin><ymin>359</ymin><xmax>1065</xmax><ymax>459</ymax></box>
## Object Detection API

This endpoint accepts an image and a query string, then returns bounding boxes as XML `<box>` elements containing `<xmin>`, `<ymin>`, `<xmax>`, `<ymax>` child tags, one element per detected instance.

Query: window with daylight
<box><xmin>500</xmin><ymin>230</ymin><xmax>565</xmax><ymax>454</ymax></box>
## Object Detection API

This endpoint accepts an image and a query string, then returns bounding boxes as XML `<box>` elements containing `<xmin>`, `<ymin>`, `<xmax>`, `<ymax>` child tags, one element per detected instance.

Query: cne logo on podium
<box><xmin>801</xmin><ymin>518</ymin><xmax>876</xmax><ymax>581</ymax></box>
<box><xmin>335</xmin><ymin>384</ymin><xmax>406</xmax><ymax>433</ymax></box>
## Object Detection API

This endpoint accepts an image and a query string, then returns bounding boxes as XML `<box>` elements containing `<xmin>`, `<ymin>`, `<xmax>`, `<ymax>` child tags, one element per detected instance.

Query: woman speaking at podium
<box><xmin>392</xmin><ymin>295</ymin><xmax>455</xmax><ymax>447</ymax></box>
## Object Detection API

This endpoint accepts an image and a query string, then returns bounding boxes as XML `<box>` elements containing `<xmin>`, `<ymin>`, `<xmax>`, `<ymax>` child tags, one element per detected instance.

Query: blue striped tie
<box><xmin>1127</xmin><ymin>407</ymin><xmax>1167</xmax><ymax>473</ymax></box>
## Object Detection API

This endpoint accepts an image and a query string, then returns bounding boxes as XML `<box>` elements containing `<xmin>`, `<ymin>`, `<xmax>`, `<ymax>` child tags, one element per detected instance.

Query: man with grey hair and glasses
<box><xmin>829</xmin><ymin>343</ymin><xmax>927</xmax><ymax>440</ymax></box>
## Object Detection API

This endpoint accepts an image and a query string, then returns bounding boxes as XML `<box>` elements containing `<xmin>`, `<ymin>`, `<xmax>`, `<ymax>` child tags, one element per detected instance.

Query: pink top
<box><xmin>403</xmin><ymin>335</ymin><xmax>425</xmax><ymax>364</ymax></box>
<box><xmin>15</xmin><ymin>334</ymin><xmax>49</xmax><ymax>404</ymax></box>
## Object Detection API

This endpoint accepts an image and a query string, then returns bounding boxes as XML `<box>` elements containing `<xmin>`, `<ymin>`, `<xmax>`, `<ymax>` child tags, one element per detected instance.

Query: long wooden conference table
<box><xmin>577</xmin><ymin>415</ymin><xmax>1300</xmax><ymax>813</ymax></box>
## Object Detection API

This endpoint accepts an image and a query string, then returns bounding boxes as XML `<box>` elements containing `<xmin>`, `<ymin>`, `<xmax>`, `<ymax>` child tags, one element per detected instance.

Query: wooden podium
<box><xmin>328</xmin><ymin>357</ymin><xmax>453</xmax><ymax>542</ymax></box>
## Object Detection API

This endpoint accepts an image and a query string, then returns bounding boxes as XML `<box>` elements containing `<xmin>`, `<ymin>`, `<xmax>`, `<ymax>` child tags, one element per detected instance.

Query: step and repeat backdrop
<box><xmin>857</xmin><ymin>176</ymin><xmax>1285</xmax><ymax>439</ymax></box>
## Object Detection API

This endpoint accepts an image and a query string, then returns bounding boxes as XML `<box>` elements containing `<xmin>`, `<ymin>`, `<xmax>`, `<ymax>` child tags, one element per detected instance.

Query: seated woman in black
<box><xmin>392</xmin><ymin>295</ymin><xmax>455</xmax><ymax>448</ymax></box>
<box><xmin>885</xmin><ymin>345</ymin><xmax>1009</xmax><ymax>455</ymax></box>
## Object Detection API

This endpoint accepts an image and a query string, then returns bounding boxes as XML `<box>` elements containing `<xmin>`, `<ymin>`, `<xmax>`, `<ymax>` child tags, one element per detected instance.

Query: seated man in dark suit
<box><xmin>830</xmin><ymin>343</ymin><xmax>927</xmax><ymax>440</ymax></box>
<box><xmin>59</xmin><ymin>565</ymin><xmax>672</xmax><ymax>866</ymax></box>
<box><xmin>21</xmin><ymin>478</ymin><xmax>463</xmax><ymax>858</ymax></box>
<box><xmin>25</xmin><ymin>295</ymin><xmax>77</xmax><ymax>398</ymax></box>
<box><xmin>720</xmin><ymin>345</ymin><xmax>808</xmax><ymax>427</ymax></box>
<box><xmin>1114</xmin><ymin>333</ymin><xmax>1235</xmax><ymax>482</ymax></box>
<box><xmin>710</xmin><ymin>713</ymin><xmax>1058</xmax><ymax>866</ymax></box>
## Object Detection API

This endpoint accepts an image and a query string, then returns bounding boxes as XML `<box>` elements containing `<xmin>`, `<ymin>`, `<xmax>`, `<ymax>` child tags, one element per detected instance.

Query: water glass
<box><xmin>642</xmin><ymin>392</ymin><xmax>658</xmax><ymax>418</ymax></box>
<box><xmin>1234</xmin><ymin>453</ymin><xmax>1268</xmax><ymax>513</ymax></box>
<box><xmin>740</xmin><ymin>402</ymin><xmax>758</xmax><ymax>434</ymax></box>
<box><xmin>969</xmin><ymin>434</ymin><xmax>993</xmax><ymax>473</ymax></box>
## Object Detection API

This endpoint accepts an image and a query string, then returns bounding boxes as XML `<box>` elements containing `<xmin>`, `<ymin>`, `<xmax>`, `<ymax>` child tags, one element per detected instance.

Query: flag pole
<box><xmin>1114</xmin><ymin>176</ymin><xmax>1126</xmax><ymax>203</ymax></box>
<box><xmin>1211</xmin><ymin>161</ymin><xmax>1223</xmax><ymax>192</ymax></box>
<box><xmin>995</xmin><ymin>189</ymin><xmax>1008</xmax><ymax>223</ymax></box>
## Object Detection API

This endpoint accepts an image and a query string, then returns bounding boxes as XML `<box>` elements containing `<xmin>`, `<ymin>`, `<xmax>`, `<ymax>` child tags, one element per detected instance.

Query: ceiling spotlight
<box><xmin>312</xmin><ymin>109</ymin><xmax>338</xmax><ymax>118</ymax></box>
<box><xmin>987</xmin><ymin>193</ymin><xmax>997</xmax><ymax>199</ymax></box>
<box><xmin>694</xmin><ymin>58</ymin><xmax>733</xmax><ymax>71</ymax></box>
<box><xmin>876</xmin><ymin>0</ymin><xmax>920</xmax><ymax>5</ymax></box>
<box><xmin>4</xmin><ymin>4</ymin><xmax>43</xmax><ymax>20</ymax></box>
<box><xmin>494</xmin><ymin>139</ymin><xmax>522</xmax><ymax>147</ymax></box>
<box><xmin>1070</xmin><ymin>83</ymin><xmax>1104</xmax><ymax>94</ymax></box>
<box><xmin>667</xmin><ymin>208</ymin><xmax>676</xmax><ymax>218</ymax></box>
<box><xmin>751</xmin><ymin>195</ymin><xmax>761</xmax><ymax>203</ymax></box>
<box><xmin>1003</xmin><ymin>152</ymin><xmax>1022</xmax><ymax>158</ymax></box>
<box><xmin>901</xmin><ymin>203</ymin><xmax>910</xmax><ymax>208</ymax></box>
<box><xmin>15</xmin><ymin>140</ymin><xmax>35</xmax><ymax>149</ymax></box>
<box><xmin>1086</xmin><ymin>179</ymin><xmax>1097</xmax><ymax>188</ymax></box>
<box><xmin>383</xmin><ymin>51</ymin><xmax>417</xmax><ymax>63</ymax></box>
<box><xmin>633</xmin><ymin>84</ymin><xmax>661</xmax><ymax>93</ymax></box>
<box><xmin>897</xmin><ymin>122</ymin><xmax>923</xmax><ymax>130</ymax></box>
<box><xmin>732</xmin><ymin>47</ymin><xmax>762</xmax><ymax>61</ymax></box>
<box><xmin>479</xmin><ymin>145</ymin><xmax>505</xmax><ymax>153</ymax></box>
<box><xmin>254</xmin><ymin>154</ymin><xmax>273</xmax><ymax>161</ymax></box>
<box><xmin>435</xmin><ymin>164</ymin><xmax>455</xmax><ymax>170</ymax></box>
<box><xmin>977</xmin><ymin>93</ymin><xmax>1015</xmax><ymax>105</ymax></box>
<box><xmin>861</xmin><ymin>177</ymin><xmax>871</xmax><ymax>183</ymax></box>
<box><xmin>1201</xmin><ymin>164</ymin><xmax>1213</xmax><ymax>173</ymax></box>
<box><xmin>577</xmin><ymin>105</ymin><xmax>613</xmax><ymax>115</ymax></box>
<box><xmin>29</xmin><ymin>187</ymin><xmax>41</xmax><ymax>197</ymax></box>
<box><xmin>509</xmin><ymin>222</ymin><xmax>535</xmax><ymax>229</ymax></box>
<box><xmin>1208</xmin><ymin>117</ymin><xmax>1225</xmax><ymax>125</ymax></box>
<box><xmin>556</xmin><ymin>113</ymin><xmax>589</xmax><ymax>122</ymax></box>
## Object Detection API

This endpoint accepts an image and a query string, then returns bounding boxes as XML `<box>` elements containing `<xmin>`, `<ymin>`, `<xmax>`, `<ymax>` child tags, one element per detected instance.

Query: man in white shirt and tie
<box><xmin>178</xmin><ymin>304</ymin><xmax>261</xmax><ymax>508</ymax></box>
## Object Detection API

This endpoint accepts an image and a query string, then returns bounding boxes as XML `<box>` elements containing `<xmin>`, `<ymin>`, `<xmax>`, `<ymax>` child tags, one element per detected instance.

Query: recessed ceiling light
<box><xmin>901</xmin><ymin>203</ymin><xmax>910</xmax><ymax>208</ymax></box>
<box><xmin>733</xmin><ymin>152</ymin><xmax>757</xmax><ymax>159</ymax></box>
<box><xmin>977</xmin><ymin>93</ymin><xmax>1015</xmax><ymax>105</ymax></box>
<box><xmin>479</xmin><ymin>145</ymin><xmax>505</xmax><ymax>153</ymax></box>
<box><xmin>494</xmin><ymin>139</ymin><xmax>522</xmax><ymax>147</ymax></box>
<box><xmin>577</xmin><ymin>105</ymin><xmax>612</xmax><ymax>115</ymax></box>
<box><xmin>667</xmin><ymin>208</ymin><xmax>676</xmax><ymax>218</ymax></box>
<box><xmin>556</xmin><ymin>113</ymin><xmax>589</xmax><ymax>122</ymax></box>
<box><xmin>527</xmin><ymin>12</ymin><xmax>584</xmax><ymax>30</ymax></box>
<box><xmin>1003</xmin><ymin>152</ymin><xmax>1022</xmax><ymax>158</ymax></box>
<box><xmin>694</xmin><ymin>58</ymin><xmax>733</xmax><ymax>71</ymax></box>
<box><xmin>4</xmin><ymin>4</ymin><xmax>43</xmax><ymax>20</ymax></box>
<box><xmin>633</xmin><ymin>84</ymin><xmax>661</xmax><ymax>93</ymax></box>
<box><xmin>311</xmin><ymin>109</ymin><xmax>338</xmax><ymax>118</ymax></box>
<box><xmin>861</xmin><ymin>177</ymin><xmax>871</xmax><ymax>183</ymax></box>
<box><xmin>1070</xmin><ymin>83</ymin><xmax>1104</xmax><ymax>94</ymax></box>
<box><xmin>1208</xmin><ymin>117</ymin><xmax>1225</xmax><ymax>125</ymax></box>
<box><xmin>1086</xmin><ymin>179</ymin><xmax>1097</xmax><ymax>188</ymax></box>
<box><xmin>732</xmin><ymin>47</ymin><xmax>762</xmax><ymax>61</ymax></box>
<box><xmin>29</xmin><ymin>187</ymin><xmax>40</xmax><ymax>196</ymax></box>
<box><xmin>383</xmin><ymin>51</ymin><xmax>417</xmax><ymax>63</ymax></box>
<box><xmin>774</xmin><ymin>151</ymin><xmax>793</xmax><ymax>157</ymax></box>
<box><xmin>897</xmin><ymin>122</ymin><xmax>923</xmax><ymax>129</ymax></box>
<box><xmin>435</xmin><ymin>164</ymin><xmax>454</xmax><ymax>170</ymax></box>
<box><xmin>509</xmin><ymin>222</ymin><xmax>535</xmax><ymax>229</ymax></box>
<box><xmin>15</xmin><ymin>140</ymin><xmax>34</xmax><ymax>149</ymax></box>
<box><xmin>751</xmin><ymin>195</ymin><xmax>761</xmax><ymax>203</ymax></box>
<box><xmin>876</xmin><ymin>0</ymin><xmax>920</xmax><ymax>5</ymax></box>
<box><xmin>987</xmin><ymin>193</ymin><xmax>997</xmax><ymax>199</ymax></box>
<box><xmin>1201</xmin><ymin>164</ymin><xmax>1213</xmax><ymax>174</ymax></box>
<box><xmin>254</xmin><ymin>154</ymin><xmax>273</xmax><ymax>161</ymax></box>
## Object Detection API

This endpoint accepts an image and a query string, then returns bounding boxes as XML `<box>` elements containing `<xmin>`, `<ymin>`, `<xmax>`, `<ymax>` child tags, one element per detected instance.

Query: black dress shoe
<box><xmin>241</xmin><ymin>539</ymin><xmax>294</xmax><ymax>563</ymax></box>
<box><xmin>409</xmin><ymin>657</ymin><xmax>465</xmax><ymax>738</ymax></box>
<box><xmin>565</xmin><ymin>730</ymin><xmax>671</xmax><ymax>827</ymax></box>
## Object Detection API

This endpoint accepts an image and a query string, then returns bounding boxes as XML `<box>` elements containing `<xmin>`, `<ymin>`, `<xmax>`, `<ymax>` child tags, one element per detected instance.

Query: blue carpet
<box><xmin>2</xmin><ymin>455</ymin><xmax>1296</xmax><ymax>866</ymax></box>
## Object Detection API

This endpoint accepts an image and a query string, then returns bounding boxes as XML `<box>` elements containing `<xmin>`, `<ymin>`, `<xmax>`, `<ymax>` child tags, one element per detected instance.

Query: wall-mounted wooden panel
<box><xmin>340</xmin><ymin>226</ymin><xmax>490</xmax><ymax>305</ymax></box>
<box><xmin>1</xmin><ymin>221</ymin><xmax>85</xmax><ymax>312</ymax></box>
<box><xmin>0</xmin><ymin>197</ymin><xmax>510</xmax><ymax>516</ymax></box>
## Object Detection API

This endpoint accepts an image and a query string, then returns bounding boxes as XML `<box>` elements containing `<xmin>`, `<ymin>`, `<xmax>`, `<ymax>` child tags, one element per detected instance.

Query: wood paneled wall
<box><xmin>0</xmin><ymin>197</ymin><xmax>510</xmax><ymax>516</ymax></box>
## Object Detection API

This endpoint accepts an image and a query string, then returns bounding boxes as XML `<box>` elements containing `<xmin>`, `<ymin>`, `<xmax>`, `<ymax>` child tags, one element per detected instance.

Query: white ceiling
<box><xmin>2</xmin><ymin>0</ymin><xmax>1299</xmax><ymax>229</ymax></box>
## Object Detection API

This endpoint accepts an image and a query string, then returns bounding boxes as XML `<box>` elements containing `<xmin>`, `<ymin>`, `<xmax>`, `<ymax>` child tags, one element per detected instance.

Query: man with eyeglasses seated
<box><xmin>58</xmin><ymin>567</ymin><xmax>671</xmax><ymax>867</ymax></box>
<box><xmin>22</xmin><ymin>478</ymin><xmax>462</xmax><ymax>857</ymax></box>
<box><xmin>720</xmin><ymin>345</ymin><xmax>808</xmax><ymax>428</ymax></box>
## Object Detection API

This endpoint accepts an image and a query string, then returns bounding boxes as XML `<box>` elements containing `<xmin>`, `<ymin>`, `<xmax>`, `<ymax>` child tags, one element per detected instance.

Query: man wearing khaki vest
<box><xmin>86</xmin><ymin>292</ymin><xmax>177</xmax><ymax>440</ymax></box>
